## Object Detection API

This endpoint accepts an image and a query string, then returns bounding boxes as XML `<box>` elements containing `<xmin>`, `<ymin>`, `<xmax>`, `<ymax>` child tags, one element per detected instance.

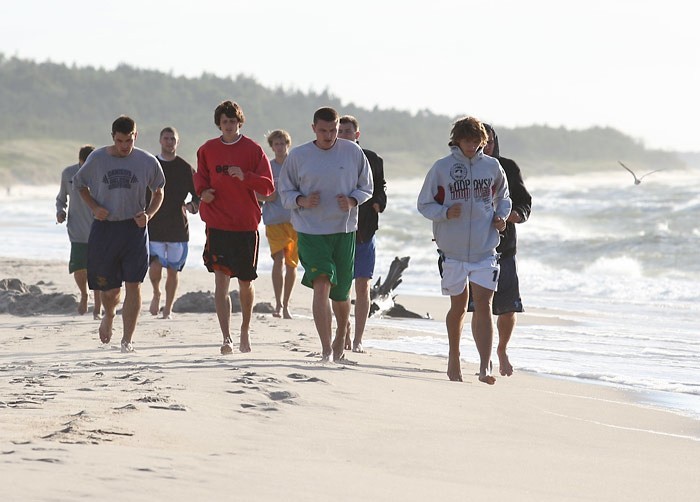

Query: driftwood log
<box><xmin>368</xmin><ymin>257</ymin><xmax>430</xmax><ymax>319</ymax></box>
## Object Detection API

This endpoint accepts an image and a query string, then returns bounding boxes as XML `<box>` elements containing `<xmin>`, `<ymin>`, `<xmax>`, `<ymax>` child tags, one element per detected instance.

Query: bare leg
<box><xmin>446</xmin><ymin>288</ymin><xmax>468</xmax><ymax>381</ymax></box>
<box><xmin>92</xmin><ymin>289</ymin><xmax>103</xmax><ymax>320</ymax></box>
<box><xmin>162</xmin><ymin>267</ymin><xmax>179</xmax><ymax>319</ymax></box>
<box><xmin>148</xmin><ymin>260</ymin><xmax>162</xmax><ymax>316</ymax></box>
<box><xmin>345</xmin><ymin>319</ymin><xmax>352</xmax><ymax>350</ymax></box>
<box><xmin>311</xmin><ymin>275</ymin><xmax>333</xmax><ymax>360</ymax></box>
<box><xmin>332</xmin><ymin>298</ymin><xmax>351</xmax><ymax>361</ymax></box>
<box><xmin>352</xmin><ymin>277</ymin><xmax>371</xmax><ymax>352</ymax></box>
<box><xmin>214</xmin><ymin>271</ymin><xmax>233</xmax><ymax>353</ymax></box>
<box><xmin>238</xmin><ymin>279</ymin><xmax>254</xmax><ymax>353</ymax></box>
<box><xmin>497</xmin><ymin>312</ymin><xmax>516</xmax><ymax>376</ymax></box>
<box><xmin>99</xmin><ymin>287</ymin><xmax>120</xmax><ymax>344</ymax></box>
<box><xmin>471</xmin><ymin>283</ymin><xmax>496</xmax><ymax>385</ymax></box>
<box><xmin>121</xmin><ymin>282</ymin><xmax>141</xmax><ymax>347</ymax></box>
<box><xmin>74</xmin><ymin>269</ymin><xmax>89</xmax><ymax>315</ymax></box>
<box><xmin>270</xmin><ymin>251</ymin><xmax>284</xmax><ymax>317</ymax></box>
<box><xmin>282</xmin><ymin>264</ymin><xmax>297</xmax><ymax>319</ymax></box>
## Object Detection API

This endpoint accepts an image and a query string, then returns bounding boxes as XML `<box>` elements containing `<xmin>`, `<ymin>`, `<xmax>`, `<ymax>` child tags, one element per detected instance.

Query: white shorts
<box><xmin>440</xmin><ymin>255</ymin><xmax>499</xmax><ymax>296</ymax></box>
<box><xmin>149</xmin><ymin>241</ymin><xmax>188</xmax><ymax>271</ymax></box>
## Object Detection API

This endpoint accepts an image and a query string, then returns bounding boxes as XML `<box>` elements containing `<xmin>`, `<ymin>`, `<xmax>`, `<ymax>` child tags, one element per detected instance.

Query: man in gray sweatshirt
<box><xmin>56</xmin><ymin>144</ymin><xmax>102</xmax><ymax>319</ymax></box>
<box><xmin>417</xmin><ymin>116</ymin><xmax>511</xmax><ymax>384</ymax></box>
<box><xmin>279</xmin><ymin>107</ymin><xmax>373</xmax><ymax>362</ymax></box>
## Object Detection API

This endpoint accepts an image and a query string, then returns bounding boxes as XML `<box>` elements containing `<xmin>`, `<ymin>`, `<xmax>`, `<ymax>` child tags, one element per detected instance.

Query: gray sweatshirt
<box><xmin>417</xmin><ymin>146</ymin><xmax>511</xmax><ymax>263</ymax></box>
<box><xmin>56</xmin><ymin>163</ymin><xmax>94</xmax><ymax>243</ymax></box>
<box><xmin>261</xmin><ymin>159</ymin><xmax>292</xmax><ymax>226</ymax></box>
<box><xmin>73</xmin><ymin>147</ymin><xmax>165</xmax><ymax>221</ymax></box>
<box><xmin>278</xmin><ymin>139</ymin><xmax>373</xmax><ymax>235</ymax></box>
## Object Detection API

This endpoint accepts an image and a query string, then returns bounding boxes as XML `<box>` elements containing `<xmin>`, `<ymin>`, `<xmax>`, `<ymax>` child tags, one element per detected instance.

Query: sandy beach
<box><xmin>1</xmin><ymin>257</ymin><xmax>698</xmax><ymax>501</ymax></box>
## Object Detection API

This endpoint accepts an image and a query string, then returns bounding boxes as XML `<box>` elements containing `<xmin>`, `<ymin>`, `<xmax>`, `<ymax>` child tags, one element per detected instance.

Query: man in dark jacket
<box><xmin>469</xmin><ymin>123</ymin><xmax>532</xmax><ymax>376</ymax></box>
<box><xmin>338</xmin><ymin>115</ymin><xmax>388</xmax><ymax>353</ymax></box>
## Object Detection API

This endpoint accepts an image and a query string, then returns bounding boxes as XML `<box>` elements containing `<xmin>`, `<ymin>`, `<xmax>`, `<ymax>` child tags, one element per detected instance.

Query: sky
<box><xmin>2</xmin><ymin>0</ymin><xmax>699</xmax><ymax>152</ymax></box>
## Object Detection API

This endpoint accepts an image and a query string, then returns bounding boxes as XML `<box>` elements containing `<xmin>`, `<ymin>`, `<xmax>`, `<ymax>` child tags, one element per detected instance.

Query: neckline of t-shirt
<box><xmin>220</xmin><ymin>135</ymin><xmax>243</xmax><ymax>146</ymax></box>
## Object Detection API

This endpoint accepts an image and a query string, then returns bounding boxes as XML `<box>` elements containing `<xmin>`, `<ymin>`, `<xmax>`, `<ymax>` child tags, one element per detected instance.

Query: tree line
<box><xmin>0</xmin><ymin>54</ymin><xmax>684</xmax><ymax>185</ymax></box>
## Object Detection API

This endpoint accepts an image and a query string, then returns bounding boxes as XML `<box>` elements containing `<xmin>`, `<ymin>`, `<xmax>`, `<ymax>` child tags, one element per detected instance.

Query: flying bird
<box><xmin>618</xmin><ymin>161</ymin><xmax>664</xmax><ymax>185</ymax></box>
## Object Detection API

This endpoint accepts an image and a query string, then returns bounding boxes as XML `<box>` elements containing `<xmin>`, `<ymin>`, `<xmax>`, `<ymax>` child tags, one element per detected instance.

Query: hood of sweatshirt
<box><xmin>449</xmin><ymin>144</ymin><xmax>486</xmax><ymax>163</ymax></box>
<box><xmin>483</xmin><ymin>123</ymin><xmax>501</xmax><ymax>158</ymax></box>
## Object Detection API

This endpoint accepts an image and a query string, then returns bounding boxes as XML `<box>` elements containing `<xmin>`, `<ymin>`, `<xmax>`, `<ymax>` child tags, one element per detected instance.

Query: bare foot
<box><xmin>92</xmin><ymin>309</ymin><xmax>102</xmax><ymax>320</ymax></box>
<box><xmin>352</xmin><ymin>342</ymin><xmax>365</xmax><ymax>353</ymax></box>
<box><xmin>149</xmin><ymin>293</ymin><xmax>160</xmax><ymax>316</ymax></box>
<box><xmin>332</xmin><ymin>334</ymin><xmax>345</xmax><ymax>362</ymax></box>
<box><xmin>478</xmin><ymin>371</ymin><xmax>496</xmax><ymax>385</ymax></box>
<box><xmin>478</xmin><ymin>362</ymin><xmax>496</xmax><ymax>385</ymax></box>
<box><xmin>282</xmin><ymin>307</ymin><xmax>293</xmax><ymax>319</ymax></box>
<box><xmin>78</xmin><ymin>294</ymin><xmax>88</xmax><ymax>315</ymax></box>
<box><xmin>447</xmin><ymin>354</ymin><xmax>463</xmax><ymax>382</ymax></box>
<box><xmin>220</xmin><ymin>337</ymin><xmax>234</xmax><ymax>355</ymax></box>
<box><xmin>497</xmin><ymin>348</ymin><xmax>513</xmax><ymax>376</ymax></box>
<box><xmin>272</xmin><ymin>308</ymin><xmax>282</xmax><ymax>318</ymax></box>
<box><xmin>239</xmin><ymin>330</ymin><xmax>251</xmax><ymax>353</ymax></box>
<box><xmin>321</xmin><ymin>350</ymin><xmax>332</xmax><ymax>363</ymax></box>
<box><xmin>98</xmin><ymin>315</ymin><xmax>114</xmax><ymax>344</ymax></box>
<box><xmin>120</xmin><ymin>339</ymin><xmax>134</xmax><ymax>353</ymax></box>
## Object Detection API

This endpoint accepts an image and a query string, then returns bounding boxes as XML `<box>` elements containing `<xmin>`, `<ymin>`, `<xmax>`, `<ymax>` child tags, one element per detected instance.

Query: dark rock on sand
<box><xmin>172</xmin><ymin>290</ymin><xmax>270</xmax><ymax>314</ymax></box>
<box><xmin>172</xmin><ymin>291</ymin><xmax>216</xmax><ymax>313</ymax></box>
<box><xmin>0</xmin><ymin>278</ymin><xmax>77</xmax><ymax>316</ymax></box>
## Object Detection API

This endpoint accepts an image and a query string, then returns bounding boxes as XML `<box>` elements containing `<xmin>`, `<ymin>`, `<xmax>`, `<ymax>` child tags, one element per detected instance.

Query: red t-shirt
<box><xmin>194</xmin><ymin>136</ymin><xmax>273</xmax><ymax>231</ymax></box>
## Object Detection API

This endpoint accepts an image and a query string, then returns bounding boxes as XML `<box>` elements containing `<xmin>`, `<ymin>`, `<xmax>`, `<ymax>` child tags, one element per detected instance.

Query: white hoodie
<box><xmin>417</xmin><ymin>146</ymin><xmax>511</xmax><ymax>263</ymax></box>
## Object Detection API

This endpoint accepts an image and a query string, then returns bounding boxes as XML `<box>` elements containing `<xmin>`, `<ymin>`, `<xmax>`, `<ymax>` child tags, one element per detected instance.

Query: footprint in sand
<box><xmin>287</xmin><ymin>373</ymin><xmax>327</xmax><ymax>384</ymax></box>
<box><xmin>268</xmin><ymin>390</ymin><xmax>298</xmax><ymax>401</ymax></box>
<box><xmin>114</xmin><ymin>403</ymin><xmax>137</xmax><ymax>411</ymax></box>
<box><xmin>148</xmin><ymin>404</ymin><xmax>187</xmax><ymax>411</ymax></box>
<box><xmin>137</xmin><ymin>395</ymin><xmax>169</xmax><ymax>403</ymax></box>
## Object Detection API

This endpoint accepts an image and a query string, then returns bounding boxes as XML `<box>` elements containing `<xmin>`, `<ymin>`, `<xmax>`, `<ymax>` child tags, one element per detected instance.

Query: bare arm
<box><xmin>135</xmin><ymin>186</ymin><xmax>164</xmax><ymax>227</ymax></box>
<box><xmin>78</xmin><ymin>187</ymin><xmax>109</xmax><ymax>221</ymax></box>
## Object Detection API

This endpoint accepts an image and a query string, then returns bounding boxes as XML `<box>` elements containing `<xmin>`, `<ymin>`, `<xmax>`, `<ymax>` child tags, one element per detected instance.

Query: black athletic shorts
<box><xmin>203</xmin><ymin>227</ymin><xmax>259</xmax><ymax>281</ymax></box>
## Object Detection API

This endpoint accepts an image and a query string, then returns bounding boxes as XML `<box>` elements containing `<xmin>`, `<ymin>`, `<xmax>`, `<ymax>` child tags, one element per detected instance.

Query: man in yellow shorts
<box><xmin>258</xmin><ymin>129</ymin><xmax>298</xmax><ymax>319</ymax></box>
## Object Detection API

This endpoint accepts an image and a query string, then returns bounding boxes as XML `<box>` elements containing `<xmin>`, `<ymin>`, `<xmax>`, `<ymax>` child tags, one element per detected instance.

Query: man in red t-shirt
<box><xmin>194</xmin><ymin>100</ymin><xmax>274</xmax><ymax>355</ymax></box>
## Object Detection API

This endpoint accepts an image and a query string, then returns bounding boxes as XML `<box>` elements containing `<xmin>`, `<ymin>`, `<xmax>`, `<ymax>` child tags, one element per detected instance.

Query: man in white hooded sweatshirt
<box><xmin>417</xmin><ymin>116</ymin><xmax>511</xmax><ymax>384</ymax></box>
<box><xmin>279</xmin><ymin>107</ymin><xmax>373</xmax><ymax>362</ymax></box>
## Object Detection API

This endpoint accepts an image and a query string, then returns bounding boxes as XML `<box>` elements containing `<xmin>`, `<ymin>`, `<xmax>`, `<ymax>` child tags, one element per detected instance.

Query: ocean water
<box><xmin>1</xmin><ymin>166</ymin><xmax>699</xmax><ymax>420</ymax></box>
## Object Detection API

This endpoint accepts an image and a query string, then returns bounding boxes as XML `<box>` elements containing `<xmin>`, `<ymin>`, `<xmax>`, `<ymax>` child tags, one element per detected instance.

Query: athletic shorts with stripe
<box><xmin>203</xmin><ymin>227</ymin><xmax>259</xmax><ymax>281</ymax></box>
<box><xmin>468</xmin><ymin>253</ymin><xmax>524</xmax><ymax>314</ymax></box>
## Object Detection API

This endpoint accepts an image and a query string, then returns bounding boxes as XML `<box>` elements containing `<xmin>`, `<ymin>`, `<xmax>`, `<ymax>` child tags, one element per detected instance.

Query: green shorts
<box><xmin>69</xmin><ymin>242</ymin><xmax>88</xmax><ymax>273</ymax></box>
<box><xmin>297</xmin><ymin>232</ymin><xmax>355</xmax><ymax>302</ymax></box>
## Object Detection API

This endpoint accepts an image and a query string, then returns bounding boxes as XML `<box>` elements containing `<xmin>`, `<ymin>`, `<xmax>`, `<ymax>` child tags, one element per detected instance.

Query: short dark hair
<box><xmin>78</xmin><ymin>144</ymin><xmax>95</xmax><ymax>163</ymax></box>
<box><xmin>112</xmin><ymin>115</ymin><xmax>136</xmax><ymax>136</ymax></box>
<box><xmin>313</xmin><ymin>107</ymin><xmax>339</xmax><ymax>124</ymax></box>
<box><xmin>160</xmin><ymin>126</ymin><xmax>178</xmax><ymax>138</ymax></box>
<box><xmin>214</xmin><ymin>100</ymin><xmax>245</xmax><ymax>127</ymax></box>
<box><xmin>339</xmin><ymin>115</ymin><xmax>359</xmax><ymax>132</ymax></box>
